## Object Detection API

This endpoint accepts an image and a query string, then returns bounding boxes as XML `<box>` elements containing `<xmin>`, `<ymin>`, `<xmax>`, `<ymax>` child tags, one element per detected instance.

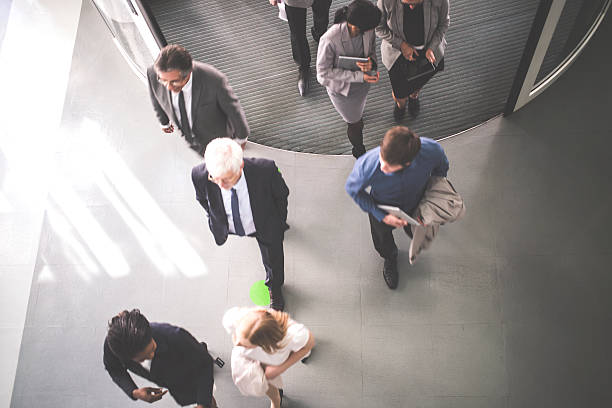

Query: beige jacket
<box><xmin>409</xmin><ymin>176</ymin><xmax>465</xmax><ymax>264</ymax></box>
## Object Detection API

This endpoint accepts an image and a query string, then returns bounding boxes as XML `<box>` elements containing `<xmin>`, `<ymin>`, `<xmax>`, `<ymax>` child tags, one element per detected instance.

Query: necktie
<box><xmin>178</xmin><ymin>91</ymin><xmax>193</xmax><ymax>142</ymax></box>
<box><xmin>231</xmin><ymin>188</ymin><xmax>246</xmax><ymax>236</ymax></box>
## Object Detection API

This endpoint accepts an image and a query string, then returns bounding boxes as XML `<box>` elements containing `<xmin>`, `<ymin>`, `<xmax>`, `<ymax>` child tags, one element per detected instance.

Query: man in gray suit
<box><xmin>147</xmin><ymin>45</ymin><xmax>249</xmax><ymax>153</ymax></box>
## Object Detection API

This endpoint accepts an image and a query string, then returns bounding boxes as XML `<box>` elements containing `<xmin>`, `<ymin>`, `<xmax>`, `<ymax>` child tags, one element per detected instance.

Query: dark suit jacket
<box><xmin>191</xmin><ymin>158</ymin><xmax>289</xmax><ymax>245</ymax></box>
<box><xmin>103</xmin><ymin>323</ymin><xmax>214</xmax><ymax>407</ymax></box>
<box><xmin>147</xmin><ymin>61</ymin><xmax>250</xmax><ymax>146</ymax></box>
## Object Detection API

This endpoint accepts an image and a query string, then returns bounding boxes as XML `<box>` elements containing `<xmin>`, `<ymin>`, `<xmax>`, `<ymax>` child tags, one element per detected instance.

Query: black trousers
<box><xmin>368</xmin><ymin>213</ymin><xmax>413</xmax><ymax>260</ymax></box>
<box><xmin>347</xmin><ymin>119</ymin><xmax>363</xmax><ymax>148</ymax></box>
<box><xmin>255</xmin><ymin>235</ymin><xmax>285</xmax><ymax>290</ymax></box>
<box><xmin>285</xmin><ymin>0</ymin><xmax>332</xmax><ymax>70</ymax></box>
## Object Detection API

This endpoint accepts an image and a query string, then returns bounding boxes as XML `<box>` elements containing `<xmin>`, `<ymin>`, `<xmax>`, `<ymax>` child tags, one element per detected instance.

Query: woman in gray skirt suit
<box><xmin>316</xmin><ymin>0</ymin><xmax>382</xmax><ymax>158</ymax></box>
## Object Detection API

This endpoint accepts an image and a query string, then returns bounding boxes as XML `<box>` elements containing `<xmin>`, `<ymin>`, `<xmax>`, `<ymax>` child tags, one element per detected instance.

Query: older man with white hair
<box><xmin>191</xmin><ymin>138</ymin><xmax>290</xmax><ymax>310</ymax></box>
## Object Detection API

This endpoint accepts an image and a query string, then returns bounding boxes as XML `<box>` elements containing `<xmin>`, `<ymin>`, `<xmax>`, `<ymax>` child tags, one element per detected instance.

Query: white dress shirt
<box><xmin>166</xmin><ymin>73</ymin><xmax>193</xmax><ymax>129</ymax></box>
<box><xmin>139</xmin><ymin>359</ymin><xmax>152</xmax><ymax>373</ymax></box>
<box><xmin>220</xmin><ymin>171</ymin><xmax>256</xmax><ymax>235</ymax></box>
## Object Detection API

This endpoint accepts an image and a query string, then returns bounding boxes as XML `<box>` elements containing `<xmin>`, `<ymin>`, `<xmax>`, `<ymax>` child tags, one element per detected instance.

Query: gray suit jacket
<box><xmin>316</xmin><ymin>22</ymin><xmax>377</xmax><ymax>96</ymax></box>
<box><xmin>376</xmin><ymin>0</ymin><xmax>449</xmax><ymax>70</ymax></box>
<box><xmin>147</xmin><ymin>61</ymin><xmax>249</xmax><ymax>146</ymax></box>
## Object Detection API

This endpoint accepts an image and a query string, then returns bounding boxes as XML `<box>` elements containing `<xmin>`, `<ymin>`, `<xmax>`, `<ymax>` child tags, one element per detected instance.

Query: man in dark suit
<box><xmin>191</xmin><ymin>138</ymin><xmax>289</xmax><ymax>310</ymax></box>
<box><xmin>268</xmin><ymin>0</ymin><xmax>333</xmax><ymax>96</ymax></box>
<box><xmin>147</xmin><ymin>44</ymin><xmax>249</xmax><ymax>153</ymax></box>
<box><xmin>103</xmin><ymin>309</ymin><xmax>217</xmax><ymax>408</ymax></box>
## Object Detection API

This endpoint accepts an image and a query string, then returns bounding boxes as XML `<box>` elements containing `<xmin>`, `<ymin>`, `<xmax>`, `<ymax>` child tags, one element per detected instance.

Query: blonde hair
<box><xmin>240</xmin><ymin>309</ymin><xmax>289</xmax><ymax>353</ymax></box>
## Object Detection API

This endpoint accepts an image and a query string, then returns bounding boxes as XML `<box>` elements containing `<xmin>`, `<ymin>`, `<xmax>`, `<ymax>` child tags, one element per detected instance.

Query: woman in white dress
<box><xmin>223</xmin><ymin>307</ymin><xmax>315</xmax><ymax>408</ymax></box>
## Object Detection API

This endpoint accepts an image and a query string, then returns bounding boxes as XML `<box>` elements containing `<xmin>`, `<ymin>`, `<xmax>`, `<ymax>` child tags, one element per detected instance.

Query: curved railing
<box><xmin>532</xmin><ymin>0</ymin><xmax>610</xmax><ymax>99</ymax></box>
<box><xmin>506</xmin><ymin>0</ymin><xmax>611</xmax><ymax>113</ymax></box>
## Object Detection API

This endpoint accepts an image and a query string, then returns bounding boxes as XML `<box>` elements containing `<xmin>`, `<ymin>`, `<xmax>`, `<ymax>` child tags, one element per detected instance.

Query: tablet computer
<box><xmin>377</xmin><ymin>205</ymin><xmax>421</xmax><ymax>226</ymax></box>
<box><xmin>406</xmin><ymin>60</ymin><xmax>438</xmax><ymax>81</ymax></box>
<box><xmin>338</xmin><ymin>56</ymin><xmax>369</xmax><ymax>71</ymax></box>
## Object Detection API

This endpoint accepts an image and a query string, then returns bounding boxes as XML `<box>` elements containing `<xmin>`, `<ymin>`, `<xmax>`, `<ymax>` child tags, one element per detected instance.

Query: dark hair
<box><xmin>154</xmin><ymin>44</ymin><xmax>193</xmax><ymax>77</ymax></box>
<box><xmin>380</xmin><ymin>126</ymin><xmax>421</xmax><ymax>165</ymax></box>
<box><xmin>334</xmin><ymin>0</ymin><xmax>382</xmax><ymax>32</ymax></box>
<box><xmin>107</xmin><ymin>309</ymin><xmax>152</xmax><ymax>361</ymax></box>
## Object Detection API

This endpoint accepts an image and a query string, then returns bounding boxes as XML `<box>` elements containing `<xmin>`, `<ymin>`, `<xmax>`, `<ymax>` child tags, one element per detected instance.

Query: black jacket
<box><xmin>191</xmin><ymin>157</ymin><xmax>289</xmax><ymax>245</ymax></box>
<box><xmin>103</xmin><ymin>323</ymin><xmax>214</xmax><ymax>407</ymax></box>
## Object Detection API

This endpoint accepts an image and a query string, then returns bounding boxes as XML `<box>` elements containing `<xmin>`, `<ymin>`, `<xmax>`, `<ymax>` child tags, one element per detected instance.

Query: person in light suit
<box><xmin>316</xmin><ymin>0</ymin><xmax>382</xmax><ymax>158</ymax></box>
<box><xmin>147</xmin><ymin>45</ymin><xmax>249</xmax><ymax>153</ymax></box>
<box><xmin>191</xmin><ymin>138</ymin><xmax>290</xmax><ymax>310</ymax></box>
<box><xmin>376</xmin><ymin>0</ymin><xmax>449</xmax><ymax>119</ymax></box>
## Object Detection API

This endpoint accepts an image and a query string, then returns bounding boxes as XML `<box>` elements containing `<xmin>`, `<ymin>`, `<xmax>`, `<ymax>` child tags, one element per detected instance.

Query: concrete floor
<box><xmin>4</xmin><ymin>1</ymin><xmax>612</xmax><ymax>408</ymax></box>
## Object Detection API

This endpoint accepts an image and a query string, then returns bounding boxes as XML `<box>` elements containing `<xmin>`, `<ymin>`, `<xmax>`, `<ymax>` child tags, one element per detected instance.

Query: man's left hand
<box><xmin>425</xmin><ymin>49</ymin><xmax>436</xmax><ymax>64</ymax></box>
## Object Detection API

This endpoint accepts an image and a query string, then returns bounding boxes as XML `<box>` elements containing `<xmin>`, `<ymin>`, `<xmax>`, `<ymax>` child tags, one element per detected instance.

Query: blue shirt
<box><xmin>345</xmin><ymin>139</ymin><xmax>449</xmax><ymax>221</ymax></box>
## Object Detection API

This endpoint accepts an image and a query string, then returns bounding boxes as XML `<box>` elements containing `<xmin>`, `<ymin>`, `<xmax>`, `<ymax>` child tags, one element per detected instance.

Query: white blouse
<box><xmin>222</xmin><ymin>307</ymin><xmax>310</xmax><ymax>366</ymax></box>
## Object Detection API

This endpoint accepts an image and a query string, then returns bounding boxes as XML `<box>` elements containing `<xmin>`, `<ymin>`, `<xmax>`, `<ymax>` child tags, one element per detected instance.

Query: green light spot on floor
<box><xmin>249</xmin><ymin>280</ymin><xmax>270</xmax><ymax>306</ymax></box>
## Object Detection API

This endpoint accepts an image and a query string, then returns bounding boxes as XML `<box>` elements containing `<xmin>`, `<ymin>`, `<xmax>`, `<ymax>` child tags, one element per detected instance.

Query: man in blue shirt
<box><xmin>345</xmin><ymin>126</ymin><xmax>449</xmax><ymax>289</ymax></box>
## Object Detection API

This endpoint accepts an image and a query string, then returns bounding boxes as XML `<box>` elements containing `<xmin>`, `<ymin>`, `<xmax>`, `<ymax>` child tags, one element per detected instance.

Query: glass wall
<box><xmin>536</xmin><ymin>0</ymin><xmax>608</xmax><ymax>84</ymax></box>
<box><xmin>91</xmin><ymin>0</ymin><xmax>159</xmax><ymax>77</ymax></box>
<box><xmin>506</xmin><ymin>0</ymin><xmax>610</xmax><ymax>113</ymax></box>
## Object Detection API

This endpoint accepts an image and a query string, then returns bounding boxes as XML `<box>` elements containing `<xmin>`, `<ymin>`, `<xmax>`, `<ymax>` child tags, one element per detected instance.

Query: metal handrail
<box><xmin>133</xmin><ymin>0</ymin><xmax>167</xmax><ymax>49</ymax></box>
<box><xmin>529</xmin><ymin>0</ymin><xmax>611</xmax><ymax>98</ymax></box>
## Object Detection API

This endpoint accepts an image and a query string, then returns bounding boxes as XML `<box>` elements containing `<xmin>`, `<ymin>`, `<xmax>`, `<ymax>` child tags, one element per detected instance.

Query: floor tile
<box><xmin>432</xmin><ymin>323</ymin><xmax>507</xmax><ymax>397</ymax></box>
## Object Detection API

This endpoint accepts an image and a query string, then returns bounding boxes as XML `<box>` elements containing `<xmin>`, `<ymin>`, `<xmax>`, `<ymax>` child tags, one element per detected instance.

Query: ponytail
<box><xmin>333</xmin><ymin>6</ymin><xmax>349</xmax><ymax>24</ymax></box>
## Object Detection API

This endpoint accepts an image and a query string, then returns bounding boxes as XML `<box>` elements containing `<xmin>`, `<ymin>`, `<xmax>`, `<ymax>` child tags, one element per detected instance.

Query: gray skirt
<box><xmin>327</xmin><ymin>82</ymin><xmax>370</xmax><ymax>124</ymax></box>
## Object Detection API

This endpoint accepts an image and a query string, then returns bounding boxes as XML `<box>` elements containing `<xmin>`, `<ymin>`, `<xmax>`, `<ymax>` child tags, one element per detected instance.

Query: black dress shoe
<box><xmin>383</xmin><ymin>257</ymin><xmax>399</xmax><ymax>289</ymax></box>
<box><xmin>297</xmin><ymin>68</ymin><xmax>310</xmax><ymax>96</ymax></box>
<box><xmin>301</xmin><ymin>348</ymin><xmax>312</xmax><ymax>363</ymax></box>
<box><xmin>408</xmin><ymin>95</ymin><xmax>420</xmax><ymax>117</ymax></box>
<box><xmin>351</xmin><ymin>144</ymin><xmax>366</xmax><ymax>158</ymax></box>
<box><xmin>269</xmin><ymin>288</ymin><xmax>285</xmax><ymax>311</ymax></box>
<box><xmin>393</xmin><ymin>103</ymin><xmax>406</xmax><ymax>122</ymax></box>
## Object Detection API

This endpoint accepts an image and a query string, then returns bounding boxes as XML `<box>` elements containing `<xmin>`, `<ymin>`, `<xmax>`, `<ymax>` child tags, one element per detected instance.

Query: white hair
<box><xmin>204</xmin><ymin>138</ymin><xmax>243</xmax><ymax>177</ymax></box>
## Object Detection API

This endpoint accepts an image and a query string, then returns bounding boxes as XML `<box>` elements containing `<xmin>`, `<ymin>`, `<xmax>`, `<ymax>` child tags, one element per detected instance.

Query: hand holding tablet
<box><xmin>377</xmin><ymin>205</ymin><xmax>422</xmax><ymax>226</ymax></box>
